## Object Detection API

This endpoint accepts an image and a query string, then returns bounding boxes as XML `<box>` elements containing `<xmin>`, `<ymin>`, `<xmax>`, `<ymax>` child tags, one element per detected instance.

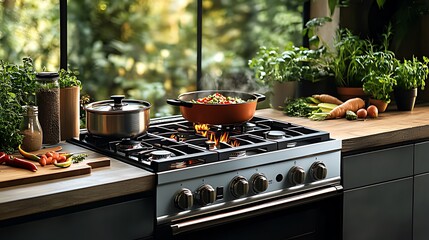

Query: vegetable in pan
<box><xmin>191</xmin><ymin>92</ymin><xmax>247</xmax><ymax>104</ymax></box>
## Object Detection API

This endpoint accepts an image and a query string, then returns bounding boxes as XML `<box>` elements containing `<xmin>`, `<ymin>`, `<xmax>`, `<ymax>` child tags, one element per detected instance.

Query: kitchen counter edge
<box><xmin>0</xmin><ymin>143</ymin><xmax>155</xmax><ymax>222</ymax></box>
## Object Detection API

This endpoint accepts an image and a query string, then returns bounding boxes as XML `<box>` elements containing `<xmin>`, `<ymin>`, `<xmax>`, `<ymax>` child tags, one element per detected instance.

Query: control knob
<box><xmin>310</xmin><ymin>161</ymin><xmax>327</xmax><ymax>180</ymax></box>
<box><xmin>230</xmin><ymin>176</ymin><xmax>249</xmax><ymax>198</ymax></box>
<box><xmin>196</xmin><ymin>184</ymin><xmax>216</xmax><ymax>206</ymax></box>
<box><xmin>251</xmin><ymin>173</ymin><xmax>269</xmax><ymax>193</ymax></box>
<box><xmin>288</xmin><ymin>166</ymin><xmax>306</xmax><ymax>185</ymax></box>
<box><xmin>174</xmin><ymin>188</ymin><xmax>193</xmax><ymax>210</ymax></box>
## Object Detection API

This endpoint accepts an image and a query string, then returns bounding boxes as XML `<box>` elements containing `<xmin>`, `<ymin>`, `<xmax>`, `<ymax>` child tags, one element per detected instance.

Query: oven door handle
<box><xmin>170</xmin><ymin>185</ymin><xmax>342</xmax><ymax>235</ymax></box>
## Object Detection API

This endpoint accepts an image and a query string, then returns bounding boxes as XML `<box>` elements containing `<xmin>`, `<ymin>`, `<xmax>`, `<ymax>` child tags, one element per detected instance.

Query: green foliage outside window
<box><xmin>1</xmin><ymin>0</ymin><xmax>304</xmax><ymax>118</ymax></box>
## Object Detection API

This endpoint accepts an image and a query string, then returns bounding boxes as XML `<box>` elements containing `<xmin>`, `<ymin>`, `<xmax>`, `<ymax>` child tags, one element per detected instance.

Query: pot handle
<box><xmin>253</xmin><ymin>93</ymin><xmax>266</xmax><ymax>103</ymax></box>
<box><xmin>111</xmin><ymin>95</ymin><xmax>126</xmax><ymax>109</ymax></box>
<box><xmin>166</xmin><ymin>99</ymin><xmax>193</xmax><ymax>108</ymax></box>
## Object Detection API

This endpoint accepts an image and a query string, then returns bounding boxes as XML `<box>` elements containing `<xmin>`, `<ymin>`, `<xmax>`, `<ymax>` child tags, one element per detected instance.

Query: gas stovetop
<box><xmin>68</xmin><ymin>116</ymin><xmax>330</xmax><ymax>172</ymax></box>
<box><xmin>68</xmin><ymin>115</ymin><xmax>342</xmax><ymax>223</ymax></box>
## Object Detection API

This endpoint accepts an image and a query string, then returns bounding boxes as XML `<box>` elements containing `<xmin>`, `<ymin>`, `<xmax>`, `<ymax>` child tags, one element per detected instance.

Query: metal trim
<box><xmin>170</xmin><ymin>185</ymin><xmax>342</xmax><ymax>235</ymax></box>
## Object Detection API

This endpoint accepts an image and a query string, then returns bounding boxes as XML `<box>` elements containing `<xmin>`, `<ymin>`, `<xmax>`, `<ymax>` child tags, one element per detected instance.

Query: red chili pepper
<box><xmin>0</xmin><ymin>152</ymin><xmax>6</xmax><ymax>162</ymax></box>
<box><xmin>0</xmin><ymin>154</ymin><xmax>38</xmax><ymax>172</ymax></box>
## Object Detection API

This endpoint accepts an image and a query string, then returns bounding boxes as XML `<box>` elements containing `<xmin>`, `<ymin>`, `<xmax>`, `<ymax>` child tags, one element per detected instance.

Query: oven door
<box><xmin>156</xmin><ymin>185</ymin><xmax>342</xmax><ymax>240</ymax></box>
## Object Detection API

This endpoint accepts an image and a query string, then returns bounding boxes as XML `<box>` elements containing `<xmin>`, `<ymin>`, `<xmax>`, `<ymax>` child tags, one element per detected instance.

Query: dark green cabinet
<box><xmin>343</xmin><ymin>178</ymin><xmax>413</xmax><ymax>240</ymax></box>
<box><xmin>413</xmin><ymin>173</ymin><xmax>429</xmax><ymax>240</ymax></box>
<box><xmin>413</xmin><ymin>141</ymin><xmax>429</xmax><ymax>240</ymax></box>
<box><xmin>342</xmin><ymin>145</ymin><xmax>414</xmax><ymax>240</ymax></box>
<box><xmin>0</xmin><ymin>197</ymin><xmax>154</xmax><ymax>240</ymax></box>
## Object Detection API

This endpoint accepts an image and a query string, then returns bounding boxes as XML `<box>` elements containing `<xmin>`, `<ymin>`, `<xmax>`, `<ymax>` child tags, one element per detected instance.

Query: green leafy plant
<box><xmin>362</xmin><ymin>72</ymin><xmax>397</xmax><ymax>102</ymax></box>
<box><xmin>248</xmin><ymin>44</ymin><xmax>301</xmax><ymax>87</ymax></box>
<box><xmin>303</xmin><ymin>17</ymin><xmax>332</xmax><ymax>49</ymax></box>
<box><xmin>361</xmin><ymin>51</ymin><xmax>398</xmax><ymax>102</ymax></box>
<box><xmin>248</xmin><ymin>44</ymin><xmax>332</xmax><ymax>87</ymax></box>
<box><xmin>394</xmin><ymin>56</ymin><xmax>429</xmax><ymax>90</ymax></box>
<box><xmin>0</xmin><ymin>58</ymin><xmax>37</xmax><ymax>153</ymax></box>
<box><xmin>361</xmin><ymin>26</ymin><xmax>398</xmax><ymax>102</ymax></box>
<box><xmin>330</xmin><ymin>28</ymin><xmax>370</xmax><ymax>87</ymax></box>
<box><xmin>58</xmin><ymin>68</ymin><xmax>82</xmax><ymax>89</ymax></box>
<box><xmin>298</xmin><ymin>47</ymin><xmax>333</xmax><ymax>83</ymax></box>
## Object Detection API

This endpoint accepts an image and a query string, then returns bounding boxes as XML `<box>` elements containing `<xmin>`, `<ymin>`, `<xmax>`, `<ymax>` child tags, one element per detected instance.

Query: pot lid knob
<box><xmin>111</xmin><ymin>95</ymin><xmax>126</xmax><ymax>109</ymax></box>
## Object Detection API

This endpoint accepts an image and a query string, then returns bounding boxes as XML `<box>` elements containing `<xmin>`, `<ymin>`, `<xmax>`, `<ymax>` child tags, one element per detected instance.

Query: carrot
<box><xmin>312</xmin><ymin>94</ymin><xmax>343</xmax><ymax>105</ymax></box>
<box><xmin>326</xmin><ymin>98</ymin><xmax>365</xmax><ymax>119</ymax></box>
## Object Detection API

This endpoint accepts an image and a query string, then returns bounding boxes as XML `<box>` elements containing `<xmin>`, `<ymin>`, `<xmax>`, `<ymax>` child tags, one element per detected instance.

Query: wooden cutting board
<box><xmin>0</xmin><ymin>150</ymin><xmax>111</xmax><ymax>188</ymax></box>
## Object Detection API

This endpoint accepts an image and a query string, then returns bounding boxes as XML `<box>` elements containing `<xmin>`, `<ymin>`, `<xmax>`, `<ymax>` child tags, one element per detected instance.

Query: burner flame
<box><xmin>194</xmin><ymin>124</ymin><xmax>240</xmax><ymax>148</ymax></box>
<box><xmin>208</xmin><ymin>132</ymin><xmax>240</xmax><ymax>147</ymax></box>
<box><xmin>194</xmin><ymin>124</ymin><xmax>210</xmax><ymax>137</ymax></box>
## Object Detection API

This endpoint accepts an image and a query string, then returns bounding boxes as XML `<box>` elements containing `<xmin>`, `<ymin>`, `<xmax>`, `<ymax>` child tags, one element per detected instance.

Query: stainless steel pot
<box><xmin>84</xmin><ymin>95</ymin><xmax>151</xmax><ymax>138</ymax></box>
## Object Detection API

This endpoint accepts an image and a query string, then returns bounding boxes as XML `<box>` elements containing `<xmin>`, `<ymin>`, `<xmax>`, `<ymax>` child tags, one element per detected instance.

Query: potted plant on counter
<box><xmin>296</xmin><ymin>46</ymin><xmax>335</xmax><ymax>97</ymax></box>
<box><xmin>394</xmin><ymin>56</ymin><xmax>429</xmax><ymax>111</ymax></box>
<box><xmin>59</xmin><ymin>68</ymin><xmax>82</xmax><ymax>140</ymax></box>
<box><xmin>248</xmin><ymin>44</ymin><xmax>302</xmax><ymax>110</ymax></box>
<box><xmin>361</xmin><ymin>50</ymin><xmax>398</xmax><ymax>112</ymax></box>
<box><xmin>330</xmin><ymin>28</ymin><xmax>370</xmax><ymax>101</ymax></box>
<box><xmin>248</xmin><ymin>43</ymin><xmax>334</xmax><ymax>110</ymax></box>
<box><xmin>361</xmin><ymin>27</ymin><xmax>398</xmax><ymax>112</ymax></box>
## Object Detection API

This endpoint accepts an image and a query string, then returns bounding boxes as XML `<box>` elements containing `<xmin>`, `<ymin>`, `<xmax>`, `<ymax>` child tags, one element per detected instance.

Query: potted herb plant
<box><xmin>360</xmin><ymin>50</ymin><xmax>398</xmax><ymax>112</ymax></box>
<box><xmin>330</xmin><ymin>28</ymin><xmax>370</xmax><ymax>101</ymax></box>
<box><xmin>248</xmin><ymin>44</ymin><xmax>302</xmax><ymax>110</ymax></box>
<box><xmin>59</xmin><ymin>68</ymin><xmax>82</xmax><ymax>140</ymax></box>
<box><xmin>394</xmin><ymin>56</ymin><xmax>429</xmax><ymax>111</ymax></box>
<box><xmin>0</xmin><ymin>58</ymin><xmax>37</xmax><ymax>153</ymax></box>
<box><xmin>361</xmin><ymin>27</ymin><xmax>398</xmax><ymax>112</ymax></box>
<box><xmin>296</xmin><ymin>46</ymin><xmax>335</xmax><ymax>97</ymax></box>
<box><xmin>249</xmin><ymin>43</ymin><xmax>334</xmax><ymax>110</ymax></box>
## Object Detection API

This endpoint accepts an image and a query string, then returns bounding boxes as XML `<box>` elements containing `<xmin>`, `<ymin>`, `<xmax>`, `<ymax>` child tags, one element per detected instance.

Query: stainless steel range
<box><xmin>69</xmin><ymin>116</ymin><xmax>342</xmax><ymax>239</ymax></box>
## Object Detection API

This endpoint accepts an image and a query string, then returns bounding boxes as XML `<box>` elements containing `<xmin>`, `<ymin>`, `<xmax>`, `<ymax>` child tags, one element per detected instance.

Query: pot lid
<box><xmin>85</xmin><ymin>95</ymin><xmax>151</xmax><ymax>114</ymax></box>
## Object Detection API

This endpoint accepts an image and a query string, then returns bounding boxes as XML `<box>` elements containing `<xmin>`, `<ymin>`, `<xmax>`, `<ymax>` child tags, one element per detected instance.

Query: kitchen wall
<box><xmin>309</xmin><ymin>0</ymin><xmax>340</xmax><ymax>50</ymax></box>
<box><xmin>339</xmin><ymin>0</ymin><xmax>429</xmax><ymax>59</ymax></box>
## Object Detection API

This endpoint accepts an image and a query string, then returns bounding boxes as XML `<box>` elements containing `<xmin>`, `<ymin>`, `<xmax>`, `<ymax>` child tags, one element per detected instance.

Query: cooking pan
<box><xmin>167</xmin><ymin>90</ymin><xmax>265</xmax><ymax>125</ymax></box>
<box><xmin>85</xmin><ymin>95</ymin><xmax>151</xmax><ymax>138</ymax></box>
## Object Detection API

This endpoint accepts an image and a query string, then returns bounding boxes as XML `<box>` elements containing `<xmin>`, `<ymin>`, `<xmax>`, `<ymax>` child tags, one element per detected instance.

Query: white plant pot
<box><xmin>270</xmin><ymin>81</ymin><xmax>297</xmax><ymax>110</ymax></box>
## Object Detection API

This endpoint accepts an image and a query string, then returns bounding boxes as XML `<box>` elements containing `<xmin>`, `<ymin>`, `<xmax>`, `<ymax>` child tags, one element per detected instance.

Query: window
<box><xmin>200</xmin><ymin>0</ymin><xmax>304</xmax><ymax>94</ymax></box>
<box><xmin>0</xmin><ymin>0</ymin><xmax>60</xmax><ymax>70</ymax></box>
<box><xmin>1</xmin><ymin>0</ymin><xmax>305</xmax><ymax>117</ymax></box>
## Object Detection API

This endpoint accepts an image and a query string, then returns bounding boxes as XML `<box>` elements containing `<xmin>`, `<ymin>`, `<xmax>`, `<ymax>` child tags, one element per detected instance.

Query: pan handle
<box><xmin>166</xmin><ymin>99</ymin><xmax>193</xmax><ymax>108</ymax></box>
<box><xmin>253</xmin><ymin>93</ymin><xmax>266</xmax><ymax>103</ymax></box>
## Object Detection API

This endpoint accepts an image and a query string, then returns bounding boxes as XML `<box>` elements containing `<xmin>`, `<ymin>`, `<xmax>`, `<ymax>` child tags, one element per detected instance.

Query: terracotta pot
<box><xmin>270</xmin><ymin>81</ymin><xmax>297</xmax><ymax>110</ymax></box>
<box><xmin>337</xmin><ymin>87</ymin><xmax>368</xmax><ymax>102</ymax></box>
<box><xmin>394</xmin><ymin>88</ymin><xmax>417</xmax><ymax>111</ymax></box>
<box><xmin>60</xmin><ymin>86</ymin><xmax>80</xmax><ymax>140</ymax></box>
<box><xmin>369</xmin><ymin>98</ymin><xmax>389</xmax><ymax>113</ymax></box>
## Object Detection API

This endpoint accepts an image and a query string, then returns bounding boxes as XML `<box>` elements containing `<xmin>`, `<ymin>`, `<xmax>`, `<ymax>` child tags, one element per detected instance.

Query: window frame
<box><xmin>59</xmin><ymin>0</ymin><xmax>308</xmax><ymax>89</ymax></box>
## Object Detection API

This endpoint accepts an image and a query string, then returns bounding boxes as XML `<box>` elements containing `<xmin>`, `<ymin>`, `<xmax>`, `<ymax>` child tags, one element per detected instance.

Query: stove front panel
<box><xmin>156</xmin><ymin>140</ymin><xmax>341</xmax><ymax>223</ymax></box>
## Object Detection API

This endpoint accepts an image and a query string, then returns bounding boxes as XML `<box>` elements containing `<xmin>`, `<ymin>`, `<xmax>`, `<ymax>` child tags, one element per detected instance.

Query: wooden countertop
<box><xmin>0</xmin><ymin>143</ymin><xmax>155</xmax><ymax>222</ymax></box>
<box><xmin>255</xmin><ymin>104</ymin><xmax>429</xmax><ymax>153</ymax></box>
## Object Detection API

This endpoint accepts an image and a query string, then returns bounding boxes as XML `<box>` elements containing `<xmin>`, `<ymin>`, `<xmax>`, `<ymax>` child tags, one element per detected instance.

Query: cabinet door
<box><xmin>0</xmin><ymin>197</ymin><xmax>154</xmax><ymax>240</ymax></box>
<box><xmin>342</xmin><ymin>144</ymin><xmax>413</xmax><ymax>190</ymax></box>
<box><xmin>413</xmin><ymin>173</ymin><xmax>429</xmax><ymax>240</ymax></box>
<box><xmin>343</xmin><ymin>177</ymin><xmax>413</xmax><ymax>240</ymax></box>
<box><xmin>414</xmin><ymin>141</ymin><xmax>429</xmax><ymax>174</ymax></box>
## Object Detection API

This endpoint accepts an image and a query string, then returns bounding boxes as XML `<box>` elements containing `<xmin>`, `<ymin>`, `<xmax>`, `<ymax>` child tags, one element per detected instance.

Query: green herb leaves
<box><xmin>58</xmin><ymin>68</ymin><xmax>81</xmax><ymax>89</ymax></box>
<box><xmin>0</xmin><ymin>58</ymin><xmax>37</xmax><ymax>154</ymax></box>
